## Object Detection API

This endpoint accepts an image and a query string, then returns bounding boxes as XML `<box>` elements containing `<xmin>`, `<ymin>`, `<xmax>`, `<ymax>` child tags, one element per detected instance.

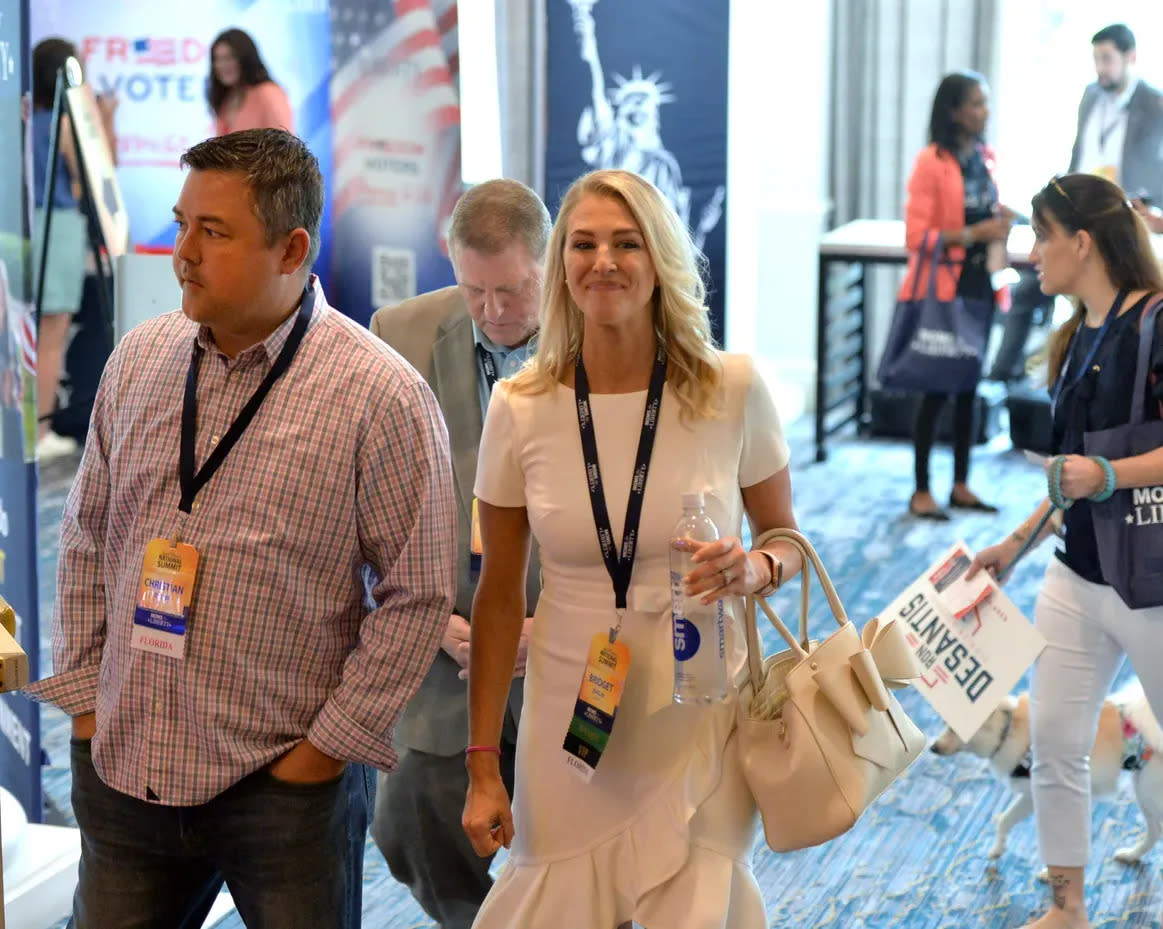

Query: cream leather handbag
<box><xmin>737</xmin><ymin>528</ymin><xmax>926</xmax><ymax>852</ymax></box>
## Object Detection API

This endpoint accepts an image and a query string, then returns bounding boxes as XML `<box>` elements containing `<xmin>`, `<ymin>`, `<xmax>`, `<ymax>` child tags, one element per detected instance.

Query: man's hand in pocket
<box><xmin>267</xmin><ymin>739</ymin><xmax>346</xmax><ymax>784</ymax></box>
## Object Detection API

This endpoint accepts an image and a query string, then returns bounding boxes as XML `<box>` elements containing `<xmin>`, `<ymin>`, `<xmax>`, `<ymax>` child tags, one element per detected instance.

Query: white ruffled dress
<box><xmin>472</xmin><ymin>354</ymin><xmax>788</xmax><ymax>928</ymax></box>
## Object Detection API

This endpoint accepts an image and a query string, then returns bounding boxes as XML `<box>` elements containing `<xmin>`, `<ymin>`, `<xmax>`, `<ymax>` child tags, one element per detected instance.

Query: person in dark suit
<box><xmin>991</xmin><ymin>23</ymin><xmax>1163</xmax><ymax>383</ymax></box>
<box><xmin>368</xmin><ymin>178</ymin><xmax>549</xmax><ymax>929</ymax></box>
<box><xmin>1069</xmin><ymin>23</ymin><xmax>1163</xmax><ymax>206</ymax></box>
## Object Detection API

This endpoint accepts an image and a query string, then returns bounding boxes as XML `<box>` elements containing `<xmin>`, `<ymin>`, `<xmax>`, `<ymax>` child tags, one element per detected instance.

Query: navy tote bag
<box><xmin>877</xmin><ymin>232</ymin><xmax>994</xmax><ymax>393</ymax></box>
<box><xmin>1085</xmin><ymin>297</ymin><xmax>1163</xmax><ymax>609</ymax></box>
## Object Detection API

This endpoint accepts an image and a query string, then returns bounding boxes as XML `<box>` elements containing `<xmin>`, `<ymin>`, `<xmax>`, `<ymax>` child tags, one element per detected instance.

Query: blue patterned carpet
<box><xmin>35</xmin><ymin>421</ymin><xmax>1162</xmax><ymax>928</ymax></box>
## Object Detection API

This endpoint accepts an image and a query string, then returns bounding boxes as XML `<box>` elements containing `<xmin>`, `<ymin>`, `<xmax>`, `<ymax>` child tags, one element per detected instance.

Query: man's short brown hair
<box><xmin>180</xmin><ymin>129</ymin><xmax>324</xmax><ymax>266</ymax></box>
<box><xmin>447</xmin><ymin>179</ymin><xmax>551</xmax><ymax>262</ymax></box>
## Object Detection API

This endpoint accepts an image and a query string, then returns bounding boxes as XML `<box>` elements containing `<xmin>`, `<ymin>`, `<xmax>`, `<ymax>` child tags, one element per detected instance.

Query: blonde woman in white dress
<box><xmin>462</xmin><ymin>169</ymin><xmax>801</xmax><ymax>928</ymax></box>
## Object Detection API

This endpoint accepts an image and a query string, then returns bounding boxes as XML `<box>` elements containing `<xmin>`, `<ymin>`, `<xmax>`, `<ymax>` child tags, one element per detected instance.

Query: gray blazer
<box><xmin>1069</xmin><ymin>80</ymin><xmax>1163</xmax><ymax>205</ymax></box>
<box><xmin>370</xmin><ymin>287</ymin><xmax>539</xmax><ymax>756</ymax></box>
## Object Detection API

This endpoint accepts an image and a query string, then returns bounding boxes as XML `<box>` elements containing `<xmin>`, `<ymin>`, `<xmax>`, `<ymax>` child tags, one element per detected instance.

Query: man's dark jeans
<box><xmin>68</xmin><ymin>738</ymin><xmax>370</xmax><ymax>929</ymax></box>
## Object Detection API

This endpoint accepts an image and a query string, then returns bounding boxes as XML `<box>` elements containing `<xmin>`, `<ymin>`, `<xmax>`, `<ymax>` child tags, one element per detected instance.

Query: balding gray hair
<box><xmin>448</xmin><ymin>178</ymin><xmax>551</xmax><ymax>262</ymax></box>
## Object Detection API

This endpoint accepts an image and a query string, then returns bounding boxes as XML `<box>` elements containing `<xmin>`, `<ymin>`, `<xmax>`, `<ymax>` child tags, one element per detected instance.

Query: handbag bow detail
<box><xmin>812</xmin><ymin>618</ymin><xmax>921</xmax><ymax>738</ymax></box>
<box><xmin>739</xmin><ymin>527</ymin><xmax>927</xmax><ymax>853</ymax></box>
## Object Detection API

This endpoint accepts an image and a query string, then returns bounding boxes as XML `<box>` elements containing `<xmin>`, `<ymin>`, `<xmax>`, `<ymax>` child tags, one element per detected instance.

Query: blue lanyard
<box><xmin>1050</xmin><ymin>289</ymin><xmax>1126</xmax><ymax>417</ymax></box>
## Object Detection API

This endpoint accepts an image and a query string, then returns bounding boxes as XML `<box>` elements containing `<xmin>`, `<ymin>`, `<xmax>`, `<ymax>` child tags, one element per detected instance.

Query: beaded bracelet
<box><xmin>1088</xmin><ymin>455</ymin><xmax>1117</xmax><ymax>502</ymax></box>
<box><xmin>1047</xmin><ymin>456</ymin><xmax>1074</xmax><ymax>511</ymax></box>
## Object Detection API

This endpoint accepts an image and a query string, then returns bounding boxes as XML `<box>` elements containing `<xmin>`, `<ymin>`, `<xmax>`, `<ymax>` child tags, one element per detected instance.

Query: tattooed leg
<box><xmin>1017</xmin><ymin>866</ymin><xmax>1090</xmax><ymax>928</ymax></box>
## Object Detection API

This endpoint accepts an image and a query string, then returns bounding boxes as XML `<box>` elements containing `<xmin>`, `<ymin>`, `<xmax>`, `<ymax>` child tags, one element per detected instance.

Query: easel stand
<box><xmin>33</xmin><ymin>64</ymin><xmax>116</xmax><ymax>434</ymax></box>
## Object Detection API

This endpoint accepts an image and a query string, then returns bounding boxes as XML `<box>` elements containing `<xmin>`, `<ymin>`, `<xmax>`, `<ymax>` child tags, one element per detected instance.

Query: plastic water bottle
<box><xmin>669</xmin><ymin>492</ymin><xmax>729</xmax><ymax>704</ymax></box>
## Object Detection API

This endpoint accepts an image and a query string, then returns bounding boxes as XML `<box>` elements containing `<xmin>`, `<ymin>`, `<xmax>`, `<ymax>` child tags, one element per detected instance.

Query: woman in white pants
<box><xmin>971</xmin><ymin>173</ymin><xmax>1163</xmax><ymax>929</ymax></box>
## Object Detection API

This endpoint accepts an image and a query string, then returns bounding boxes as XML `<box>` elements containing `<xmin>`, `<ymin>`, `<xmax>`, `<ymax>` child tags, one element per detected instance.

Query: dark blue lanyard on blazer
<box><xmin>476</xmin><ymin>343</ymin><xmax>499</xmax><ymax>394</ymax></box>
<box><xmin>1051</xmin><ymin>289</ymin><xmax>1126</xmax><ymax>419</ymax></box>
<box><xmin>179</xmin><ymin>288</ymin><xmax>315</xmax><ymax>514</ymax></box>
<box><xmin>574</xmin><ymin>344</ymin><xmax>668</xmax><ymax>621</ymax></box>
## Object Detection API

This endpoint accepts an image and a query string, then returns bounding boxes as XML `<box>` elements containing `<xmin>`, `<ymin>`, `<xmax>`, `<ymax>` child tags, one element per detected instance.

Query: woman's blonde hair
<box><xmin>509</xmin><ymin>170</ymin><xmax>722</xmax><ymax>419</ymax></box>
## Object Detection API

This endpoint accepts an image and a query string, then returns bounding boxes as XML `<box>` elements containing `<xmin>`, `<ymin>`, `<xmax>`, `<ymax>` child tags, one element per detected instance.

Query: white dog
<box><xmin>930</xmin><ymin>683</ymin><xmax>1163</xmax><ymax>878</ymax></box>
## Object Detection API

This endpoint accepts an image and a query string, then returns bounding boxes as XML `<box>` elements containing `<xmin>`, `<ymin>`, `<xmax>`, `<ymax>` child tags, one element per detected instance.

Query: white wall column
<box><xmin>726</xmin><ymin>0</ymin><xmax>831</xmax><ymax>421</ymax></box>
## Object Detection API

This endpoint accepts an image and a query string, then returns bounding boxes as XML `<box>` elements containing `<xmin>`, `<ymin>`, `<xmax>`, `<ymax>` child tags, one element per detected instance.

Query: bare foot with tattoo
<box><xmin>1020</xmin><ymin>910</ymin><xmax>1090</xmax><ymax>929</ymax></box>
<box><xmin>1019</xmin><ymin>868</ymin><xmax>1090</xmax><ymax>929</ymax></box>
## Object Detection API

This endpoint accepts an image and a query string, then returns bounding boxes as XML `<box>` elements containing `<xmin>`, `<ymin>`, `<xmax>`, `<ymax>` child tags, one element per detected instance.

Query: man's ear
<box><xmin>280</xmin><ymin>228</ymin><xmax>311</xmax><ymax>275</ymax></box>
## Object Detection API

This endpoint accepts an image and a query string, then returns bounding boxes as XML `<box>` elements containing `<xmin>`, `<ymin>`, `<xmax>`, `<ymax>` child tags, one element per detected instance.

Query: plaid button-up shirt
<box><xmin>24</xmin><ymin>280</ymin><xmax>456</xmax><ymax>804</ymax></box>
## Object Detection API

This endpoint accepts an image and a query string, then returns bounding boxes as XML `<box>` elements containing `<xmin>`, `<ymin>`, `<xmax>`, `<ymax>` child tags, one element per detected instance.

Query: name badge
<box><xmin>131</xmin><ymin>538</ymin><xmax>200</xmax><ymax>659</ymax></box>
<box><xmin>563</xmin><ymin>633</ymin><xmax>630</xmax><ymax>782</ymax></box>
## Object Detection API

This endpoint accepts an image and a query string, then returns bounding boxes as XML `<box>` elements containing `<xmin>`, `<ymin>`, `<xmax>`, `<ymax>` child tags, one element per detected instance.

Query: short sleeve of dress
<box><xmin>474</xmin><ymin>384</ymin><xmax>527</xmax><ymax>507</ymax></box>
<box><xmin>738</xmin><ymin>358</ymin><xmax>791</xmax><ymax>487</ymax></box>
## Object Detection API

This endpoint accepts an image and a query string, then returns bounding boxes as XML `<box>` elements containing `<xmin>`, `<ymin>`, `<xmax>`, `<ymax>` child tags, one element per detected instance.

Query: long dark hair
<box><xmin>928</xmin><ymin>71</ymin><xmax>985</xmax><ymax>154</ymax></box>
<box><xmin>1032</xmin><ymin>173</ymin><xmax>1163</xmax><ymax>385</ymax></box>
<box><xmin>32</xmin><ymin>38</ymin><xmax>80</xmax><ymax>111</ymax></box>
<box><xmin>206</xmin><ymin>28</ymin><xmax>273</xmax><ymax>116</ymax></box>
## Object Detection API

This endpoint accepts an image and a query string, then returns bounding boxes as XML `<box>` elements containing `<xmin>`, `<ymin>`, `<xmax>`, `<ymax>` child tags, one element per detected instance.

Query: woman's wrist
<box><xmin>751</xmin><ymin>548</ymin><xmax>781</xmax><ymax>596</ymax></box>
<box><xmin>1088</xmin><ymin>456</ymin><xmax>1117</xmax><ymax>501</ymax></box>
<box><xmin>1006</xmin><ymin>523</ymin><xmax>1032</xmax><ymax>548</ymax></box>
<box><xmin>465</xmin><ymin>744</ymin><xmax>502</xmax><ymax>777</ymax></box>
<box><xmin>743</xmin><ymin>551</ymin><xmax>767</xmax><ymax>595</ymax></box>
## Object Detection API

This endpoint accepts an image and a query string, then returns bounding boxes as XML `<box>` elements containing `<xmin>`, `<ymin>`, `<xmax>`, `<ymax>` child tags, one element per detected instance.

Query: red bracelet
<box><xmin>465</xmin><ymin>745</ymin><xmax>501</xmax><ymax>756</ymax></box>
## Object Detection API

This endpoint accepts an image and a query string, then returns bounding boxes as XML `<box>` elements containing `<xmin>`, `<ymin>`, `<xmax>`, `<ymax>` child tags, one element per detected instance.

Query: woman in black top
<box><xmin>971</xmin><ymin>173</ymin><xmax>1163</xmax><ymax>929</ymax></box>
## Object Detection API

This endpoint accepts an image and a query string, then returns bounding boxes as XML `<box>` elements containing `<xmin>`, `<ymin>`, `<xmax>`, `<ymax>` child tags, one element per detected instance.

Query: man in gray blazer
<box><xmin>1069</xmin><ymin>23</ymin><xmax>1163</xmax><ymax>205</ymax></box>
<box><xmin>992</xmin><ymin>23</ymin><xmax>1163</xmax><ymax>381</ymax></box>
<box><xmin>368</xmin><ymin>179</ymin><xmax>550</xmax><ymax>929</ymax></box>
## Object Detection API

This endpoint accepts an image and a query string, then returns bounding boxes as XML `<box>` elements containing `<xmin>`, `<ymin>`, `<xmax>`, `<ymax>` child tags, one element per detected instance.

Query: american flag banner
<box><xmin>17</xmin><ymin>304</ymin><xmax>35</xmax><ymax>378</ymax></box>
<box><xmin>431</xmin><ymin>0</ymin><xmax>461</xmax><ymax>249</ymax></box>
<box><xmin>131</xmin><ymin>37</ymin><xmax>178</xmax><ymax>67</ymax></box>
<box><xmin>34</xmin><ymin>1</ymin><xmax>333</xmax><ymax>254</ymax></box>
<box><xmin>329</xmin><ymin>0</ymin><xmax>461</xmax><ymax>325</ymax></box>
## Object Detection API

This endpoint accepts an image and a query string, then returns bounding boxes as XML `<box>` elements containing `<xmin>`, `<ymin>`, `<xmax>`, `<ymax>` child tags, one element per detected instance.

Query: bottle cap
<box><xmin>682</xmin><ymin>491</ymin><xmax>705</xmax><ymax>509</ymax></box>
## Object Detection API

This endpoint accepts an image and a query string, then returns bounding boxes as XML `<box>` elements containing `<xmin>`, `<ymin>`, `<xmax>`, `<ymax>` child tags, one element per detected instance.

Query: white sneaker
<box><xmin>36</xmin><ymin>431</ymin><xmax>79</xmax><ymax>461</ymax></box>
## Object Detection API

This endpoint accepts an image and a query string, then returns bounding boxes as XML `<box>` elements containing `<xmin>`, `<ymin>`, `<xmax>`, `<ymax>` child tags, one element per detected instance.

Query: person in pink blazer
<box><xmin>899</xmin><ymin>71</ymin><xmax>1016</xmax><ymax>519</ymax></box>
<box><xmin>207</xmin><ymin>29</ymin><xmax>293</xmax><ymax>137</ymax></box>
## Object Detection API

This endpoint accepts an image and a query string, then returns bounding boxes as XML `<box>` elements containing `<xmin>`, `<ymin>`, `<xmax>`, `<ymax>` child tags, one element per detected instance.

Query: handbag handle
<box><xmin>1129</xmin><ymin>296</ymin><xmax>1163</xmax><ymax>425</ymax></box>
<box><xmin>907</xmin><ymin>230</ymin><xmax>943</xmax><ymax>304</ymax></box>
<box><xmin>744</xmin><ymin>528</ymin><xmax>851</xmax><ymax>688</ymax></box>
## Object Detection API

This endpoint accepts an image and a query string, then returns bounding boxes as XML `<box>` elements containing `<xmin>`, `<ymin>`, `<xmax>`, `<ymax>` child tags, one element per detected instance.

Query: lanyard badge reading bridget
<box><xmin>130</xmin><ymin>289</ymin><xmax>314</xmax><ymax>660</ymax></box>
<box><xmin>562</xmin><ymin>344</ymin><xmax>667</xmax><ymax>782</ymax></box>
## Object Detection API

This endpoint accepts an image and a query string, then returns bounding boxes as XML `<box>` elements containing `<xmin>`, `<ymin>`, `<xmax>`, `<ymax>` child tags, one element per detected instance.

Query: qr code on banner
<box><xmin>371</xmin><ymin>247</ymin><xmax>416</xmax><ymax>307</ymax></box>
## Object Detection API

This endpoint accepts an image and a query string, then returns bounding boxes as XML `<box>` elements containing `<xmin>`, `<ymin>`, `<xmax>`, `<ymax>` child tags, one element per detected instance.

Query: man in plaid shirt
<box><xmin>23</xmin><ymin>128</ymin><xmax>456</xmax><ymax>928</ymax></box>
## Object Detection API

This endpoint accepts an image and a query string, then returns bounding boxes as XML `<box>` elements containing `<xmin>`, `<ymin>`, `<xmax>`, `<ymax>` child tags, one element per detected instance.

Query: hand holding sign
<box><xmin>967</xmin><ymin>538</ymin><xmax>1023</xmax><ymax>584</ymax></box>
<box><xmin>881</xmin><ymin>542</ymin><xmax>1046</xmax><ymax>741</ymax></box>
